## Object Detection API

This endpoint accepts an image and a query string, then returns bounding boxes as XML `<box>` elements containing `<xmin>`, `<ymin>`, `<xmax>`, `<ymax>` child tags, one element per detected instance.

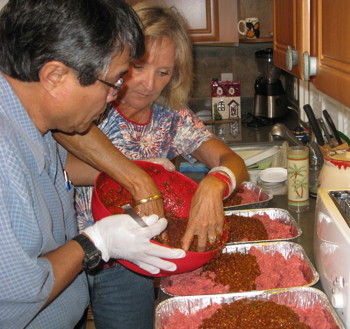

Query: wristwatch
<box><xmin>73</xmin><ymin>234</ymin><xmax>102</xmax><ymax>272</ymax></box>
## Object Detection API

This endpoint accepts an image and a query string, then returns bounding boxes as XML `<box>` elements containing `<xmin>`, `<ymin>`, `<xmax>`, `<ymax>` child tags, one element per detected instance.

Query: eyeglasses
<box><xmin>97</xmin><ymin>77</ymin><xmax>124</xmax><ymax>96</ymax></box>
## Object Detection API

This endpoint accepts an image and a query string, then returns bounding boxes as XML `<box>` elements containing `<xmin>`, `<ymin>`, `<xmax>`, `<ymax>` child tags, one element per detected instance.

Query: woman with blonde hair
<box><xmin>74</xmin><ymin>2</ymin><xmax>247</xmax><ymax>328</ymax></box>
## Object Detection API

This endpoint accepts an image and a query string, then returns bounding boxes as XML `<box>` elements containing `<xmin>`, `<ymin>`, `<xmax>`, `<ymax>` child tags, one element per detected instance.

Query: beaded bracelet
<box><xmin>133</xmin><ymin>194</ymin><xmax>163</xmax><ymax>206</ymax></box>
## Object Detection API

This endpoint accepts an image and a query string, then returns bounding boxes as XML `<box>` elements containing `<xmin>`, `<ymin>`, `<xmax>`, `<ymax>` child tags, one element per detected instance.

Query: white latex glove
<box><xmin>144</xmin><ymin>158</ymin><xmax>175</xmax><ymax>172</ymax></box>
<box><xmin>83</xmin><ymin>214</ymin><xmax>185</xmax><ymax>274</ymax></box>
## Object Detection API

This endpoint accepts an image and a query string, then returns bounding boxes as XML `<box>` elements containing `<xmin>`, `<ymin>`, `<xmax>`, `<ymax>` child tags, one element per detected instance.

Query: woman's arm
<box><xmin>181</xmin><ymin>139</ymin><xmax>248</xmax><ymax>251</ymax></box>
<box><xmin>53</xmin><ymin>125</ymin><xmax>164</xmax><ymax>217</ymax></box>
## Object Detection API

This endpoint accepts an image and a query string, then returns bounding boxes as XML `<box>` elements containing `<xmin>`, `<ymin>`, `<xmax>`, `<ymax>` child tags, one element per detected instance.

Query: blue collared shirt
<box><xmin>0</xmin><ymin>73</ymin><xmax>88</xmax><ymax>328</ymax></box>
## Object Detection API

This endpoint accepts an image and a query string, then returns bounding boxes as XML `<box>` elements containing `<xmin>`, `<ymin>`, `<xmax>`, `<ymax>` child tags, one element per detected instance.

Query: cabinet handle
<box><xmin>303</xmin><ymin>51</ymin><xmax>317</xmax><ymax>80</ymax></box>
<box><xmin>286</xmin><ymin>45</ymin><xmax>299</xmax><ymax>71</ymax></box>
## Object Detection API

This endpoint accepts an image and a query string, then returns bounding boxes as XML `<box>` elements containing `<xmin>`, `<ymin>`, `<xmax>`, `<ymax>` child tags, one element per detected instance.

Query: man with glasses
<box><xmin>0</xmin><ymin>1</ymin><xmax>185</xmax><ymax>328</ymax></box>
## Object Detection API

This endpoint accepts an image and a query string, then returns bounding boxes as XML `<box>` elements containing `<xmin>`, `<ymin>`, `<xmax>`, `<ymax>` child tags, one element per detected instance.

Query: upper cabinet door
<box><xmin>310</xmin><ymin>0</ymin><xmax>350</xmax><ymax>108</ymax></box>
<box><xmin>273</xmin><ymin>0</ymin><xmax>310</xmax><ymax>79</ymax></box>
<box><xmin>127</xmin><ymin>0</ymin><xmax>238</xmax><ymax>44</ymax></box>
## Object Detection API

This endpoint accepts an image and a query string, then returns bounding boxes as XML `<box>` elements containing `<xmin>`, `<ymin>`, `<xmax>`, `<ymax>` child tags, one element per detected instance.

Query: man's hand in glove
<box><xmin>83</xmin><ymin>214</ymin><xmax>185</xmax><ymax>274</ymax></box>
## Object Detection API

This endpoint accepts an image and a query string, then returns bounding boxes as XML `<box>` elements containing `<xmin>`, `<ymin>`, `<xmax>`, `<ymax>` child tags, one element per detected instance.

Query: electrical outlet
<box><xmin>221</xmin><ymin>73</ymin><xmax>233</xmax><ymax>81</ymax></box>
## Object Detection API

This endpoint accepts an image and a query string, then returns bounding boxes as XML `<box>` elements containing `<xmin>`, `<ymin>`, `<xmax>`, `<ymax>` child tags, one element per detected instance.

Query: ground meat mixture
<box><xmin>223</xmin><ymin>185</ymin><xmax>260</xmax><ymax>207</ymax></box>
<box><xmin>250</xmin><ymin>247</ymin><xmax>308</xmax><ymax>289</ymax></box>
<box><xmin>161</xmin><ymin>299</ymin><xmax>313</xmax><ymax>329</ymax></box>
<box><xmin>199</xmin><ymin>299</ymin><xmax>311</xmax><ymax>329</ymax></box>
<box><xmin>162</xmin><ymin>247</ymin><xmax>310</xmax><ymax>296</ymax></box>
<box><xmin>293</xmin><ymin>303</ymin><xmax>340</xmax><ymax>329</ymax></box>
<box><xmin>252</xmin><ymin>213</ymin><xmax>294</xmax><ymax>239</ymax></box>
<box><xmin>226</xmin><ymin>214</ymin><xmax>268</xmax><ymax>242</ymax></box>
<box><xmin>153</xmin><ymin>213</ymin><xmax>228</xmax><ymax>252</ymax></box>
<box><xmin>202</xmin><ymin>253</ymin><xmax>260</xmax><ymax>292</ymax></box>
<box><xmin>226</xmin><ymin>212</ymin><xmax>294</xmax><ymax>242</ymax></box>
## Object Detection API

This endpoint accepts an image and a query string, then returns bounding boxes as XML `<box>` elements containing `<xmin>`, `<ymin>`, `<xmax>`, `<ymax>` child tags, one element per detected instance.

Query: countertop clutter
<box><xmin>159</xmin><ymin>113</ymin><xmax>334</xmax><ymax>326</ymax></box>
<box><xmin>176</xmin><ymin>113</ymin><xmax>318</xmax><ymax>267</ymax></box>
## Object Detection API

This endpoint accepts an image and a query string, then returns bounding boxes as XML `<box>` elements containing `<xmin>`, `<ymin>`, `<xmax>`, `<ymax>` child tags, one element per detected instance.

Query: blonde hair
<box><xmin>133</xmin><ymin>1</ymin><xmax>193</xmax><ymax>109</ymax></box>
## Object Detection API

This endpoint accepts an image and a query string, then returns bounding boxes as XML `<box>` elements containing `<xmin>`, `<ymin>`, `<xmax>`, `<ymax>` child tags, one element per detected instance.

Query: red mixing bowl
<box><xmin>91</xmin><ymin>160</ymin><xmax>227</xmax><ymax>277</ymax></box>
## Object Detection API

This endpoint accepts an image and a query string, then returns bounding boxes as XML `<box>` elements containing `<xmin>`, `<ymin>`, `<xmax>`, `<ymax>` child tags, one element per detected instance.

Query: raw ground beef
<box><xmin>293</xmin><ymin>303</ymin><xmax>340</xmax><ymax>329</ymax></box>
<box><xmin>160</xmin><ymin>304</ymin><xmax>221</xmax><ymax>329</ymax></box>
<box><xmin>160</xmin><ymin>300</ymin><xmax>338</xmax><ymax>329</ymax></box>
<box><xmin>253</xmin><ymin>213</ymin><xmax>294</xmax><ymax>239</ymax></box>
<box><xmin>226</xmin><ymin>212</ymin><xmax>294</xmax><ymax>243</ymax></box>
<box><xmin>236</xmin><ymin>185</ymin><xmax>260</xmax><ymax>204</ymax></box>
<box><xmin>249</xmin><ymin>247</ymin><xmax>308</xmax><ymax>289</ymax></box>
<box><xmin>161</xmin><ymin>247</ymin><xmax>309</xmax><ymax>296</ymax></box>
<box><xmin>223</xmin><ymin>185</ymin><xmax>260</xmax><ymax>207</ymax></box>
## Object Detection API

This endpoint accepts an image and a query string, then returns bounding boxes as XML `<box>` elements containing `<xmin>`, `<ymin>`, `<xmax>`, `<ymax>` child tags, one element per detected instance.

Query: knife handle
<box><xmin>303</xmin><ymin>104</ymin><xmax>325</xmax><ymax>146</ymax></box>
<box><xmin>317</xmin><ymin>117</ymin><xmax>335</xmax><ymax>148</ymax></box>
<box><xmin>322</xmin><ymin>109</ymin><xmax>343</xmax><ymax>145</ymax></box>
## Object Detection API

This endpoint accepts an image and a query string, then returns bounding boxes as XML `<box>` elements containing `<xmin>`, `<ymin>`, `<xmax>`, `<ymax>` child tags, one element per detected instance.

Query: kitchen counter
<box><xmin>173</xmin><ymin>114</ymin><xmax>323</xmax><ymax>292</ymax></box>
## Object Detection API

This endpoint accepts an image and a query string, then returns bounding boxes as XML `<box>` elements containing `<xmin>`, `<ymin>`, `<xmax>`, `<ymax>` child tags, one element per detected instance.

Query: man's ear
<box><xmin>39</xmin><ymin>61</ymin><xmax>70</xmax><ymax>96</ymax></box>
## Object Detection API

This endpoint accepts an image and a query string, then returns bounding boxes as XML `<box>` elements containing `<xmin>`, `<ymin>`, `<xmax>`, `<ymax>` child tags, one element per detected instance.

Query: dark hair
<box><xmin>0</xmin><ymin>0</ymin><xmax>144</xmax><ymax>85</ymax></box>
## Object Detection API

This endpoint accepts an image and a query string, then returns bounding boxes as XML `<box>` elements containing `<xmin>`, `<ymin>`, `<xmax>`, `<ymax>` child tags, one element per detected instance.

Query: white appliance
<box><xmin>315</xmin><ymin>188</ymin><xmax>350</xmax><ymax>328</ymax></box>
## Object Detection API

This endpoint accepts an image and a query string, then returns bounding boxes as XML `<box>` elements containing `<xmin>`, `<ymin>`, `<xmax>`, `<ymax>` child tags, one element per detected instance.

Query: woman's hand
<box><xmin>181</xmin><ymin>175</ymin><xmax>226</xmax><ymax>252</ymax></box>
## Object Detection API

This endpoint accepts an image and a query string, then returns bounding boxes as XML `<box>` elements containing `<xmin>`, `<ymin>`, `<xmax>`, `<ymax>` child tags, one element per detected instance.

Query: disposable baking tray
<box><xmin>224</xmin><ymin>181</ymin><xmax>273</xmax><ymax>211</ymax></box>
<box><xmin>225</xmin><ymin>207</ymin><xmax>302</xmax><ymax>244</ymax></box>
<box><xmin>160</xmin><ymin>241</ymin><xmax>319</xmax><ymax>297</ymax></box>
<box><xmin>155</xmin><ymin>287</ymin><xmax>344</xmax><ymax>329</ymax></box>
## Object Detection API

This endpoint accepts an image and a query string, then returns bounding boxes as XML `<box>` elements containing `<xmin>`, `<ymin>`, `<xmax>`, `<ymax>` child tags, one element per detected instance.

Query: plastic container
<box><xmin>92</xmin><ymin>161</ymin><xmax>228</xmax><ymax>277</ymax></box>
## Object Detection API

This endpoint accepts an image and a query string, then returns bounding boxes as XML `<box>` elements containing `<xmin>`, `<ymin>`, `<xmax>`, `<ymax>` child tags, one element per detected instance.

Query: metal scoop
<box><xmin>121</xmin><ymin>204</ymin><xmax>148</xmax><ymax>227</ymax></box>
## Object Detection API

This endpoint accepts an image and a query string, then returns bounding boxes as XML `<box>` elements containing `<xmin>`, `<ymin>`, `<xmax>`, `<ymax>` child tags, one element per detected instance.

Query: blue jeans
<box><xmin>88</xmin><ymin>263</ymin><xmax>154</xmax><ymax>329</ymax></box>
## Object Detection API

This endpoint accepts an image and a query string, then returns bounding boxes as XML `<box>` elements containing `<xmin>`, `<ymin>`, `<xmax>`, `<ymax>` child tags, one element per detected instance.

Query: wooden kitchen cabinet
<box><xmin>310</xmin><ymin>0</ymin><xmax>350</xmax><ymax>108</ymax></box>
<box><xmin>127</xmin><ymin>0</ymin><xmax>238</xmax><ymax>44</ymax></box>
<box><xmin>273</xmin><ymin>0</ymin><xmax>310</xmax><ymax>80</ymax></box>
<box><xmin>274</xmin><ymin>0</ymin><xmax>350</xmax><ymax>108</ymax></box>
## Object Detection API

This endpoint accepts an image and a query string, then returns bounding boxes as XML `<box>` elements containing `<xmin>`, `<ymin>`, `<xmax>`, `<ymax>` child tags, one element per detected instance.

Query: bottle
<box><xmin>287</xmin><ymin>146</ymin><xmax>310</xmax><ymax>213</ymax></box>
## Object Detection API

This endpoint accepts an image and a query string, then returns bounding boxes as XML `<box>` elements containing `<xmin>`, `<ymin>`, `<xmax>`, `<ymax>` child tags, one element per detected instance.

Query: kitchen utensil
<box><xmin>92</xmin><ymin>161</ymin><xmax>227</xmax><ymax>277</ymax></box>
<box><xmin>317</xmin><ymin>117</ymin><xmax>335</xmax><ymax>148</ymax></box>
<box><xmin>270</xmin><ymin>123</ymin><xmax>303</xmax><ymax>146</ymax></box>
<box><xmin>323</xmin><ymin>109</ymin><xmax>343</xmax><ymax>145</ymax></box>
<box><xmin>303</xmin><ymin>104</ymin><xmax>325</xmax><ymax>146</ymax></box>
<box><xmin>308</xmin><ymin>141</ymin><xmax>324</xmax><ymax>197</ymax></box>
<box><xmin>315</xmin><ymin>188</ymin><xmax>350</xmax><ymax>326</ymax></box>
<box><xmin>121</xmin><ymin>204</ymin><xmax>147</xmax><ymax>227</ymax></box>
<box><xmin>338</xmin><ymin>131</ymin><xmax>350</xmax><ymax>146</ymax></box>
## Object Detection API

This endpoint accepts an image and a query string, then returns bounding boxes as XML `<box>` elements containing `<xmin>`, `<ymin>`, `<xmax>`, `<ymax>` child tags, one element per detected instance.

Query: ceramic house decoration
<box><xmin>211</xmin><ymin>80</ymin><xmax>241</xmax><ymax>120</ymax></box>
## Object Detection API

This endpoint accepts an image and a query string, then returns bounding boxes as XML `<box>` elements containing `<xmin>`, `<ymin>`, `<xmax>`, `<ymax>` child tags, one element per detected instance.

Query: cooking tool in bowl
<box><xmin>121</xmin><ymin>204</ymin><xmax>147</xmax><ymax>227</ymax></box>
<box><xmin>92</xmin><ymin>160</ymin><xmax>228</xmax><ymax>277</ymax></box>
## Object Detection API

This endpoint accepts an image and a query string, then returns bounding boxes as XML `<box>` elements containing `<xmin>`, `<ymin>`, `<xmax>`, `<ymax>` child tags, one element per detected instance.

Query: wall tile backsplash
<box><xmin>191</xmin><ymin>43</ymin><xmax>274</xmax><ymax>114</ymax></box>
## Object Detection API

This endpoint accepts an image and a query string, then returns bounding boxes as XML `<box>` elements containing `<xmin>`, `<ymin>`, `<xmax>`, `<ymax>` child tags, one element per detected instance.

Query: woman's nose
<box><xmin>142</xmin><ymin>72</ymin><xmax>155</xmax><ymax>91</ymax></box>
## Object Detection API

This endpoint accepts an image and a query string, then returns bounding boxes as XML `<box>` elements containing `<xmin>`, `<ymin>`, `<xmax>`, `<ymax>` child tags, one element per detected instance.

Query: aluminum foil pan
<box><xmin>155</xmin><ymin>287</ymin><xmax>344</xmax><ymax>329</ymax></box>
<box><xmin>160</xmin><ymin>241</ymin><xmax>319</xmax><ymax>297</ymax></box>
<box><xmin>224</xmin><ymin>181</ymin><xmax>273</xmax><ymax>210</ymax></box>
<box><xmin>225</xmin><ymin>207</ymin><xmax>302</xmax><ymax>244</ymax></box>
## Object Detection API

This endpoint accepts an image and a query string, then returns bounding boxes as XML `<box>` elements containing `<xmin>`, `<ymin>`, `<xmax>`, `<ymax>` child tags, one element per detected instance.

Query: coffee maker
<box><xmin>253</xmin><ymin>48</ymin><xmax>286</xmax><ymax>119</ymax></box>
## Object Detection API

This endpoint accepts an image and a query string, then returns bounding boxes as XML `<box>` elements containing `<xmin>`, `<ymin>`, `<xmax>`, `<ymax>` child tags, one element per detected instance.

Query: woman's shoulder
<box><xmin>153</xmin><ymin>103</ymin><xmax>196</xmax><ymax>118</ymax></box>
